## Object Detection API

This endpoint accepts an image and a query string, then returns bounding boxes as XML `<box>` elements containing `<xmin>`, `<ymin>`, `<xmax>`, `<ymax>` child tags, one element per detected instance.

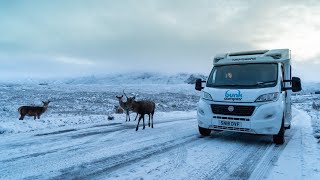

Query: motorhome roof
<box><xmin>213</xmin><ymin>49</ymin><xmax>290</xmax><ymax>65</ymax></box>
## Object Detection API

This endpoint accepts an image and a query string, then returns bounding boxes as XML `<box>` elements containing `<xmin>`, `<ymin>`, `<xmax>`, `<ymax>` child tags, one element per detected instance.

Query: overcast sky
<box><xmin>1</xmin><ymin>0</ymin><xmax>320</xmax><ymax>81</ymax></box>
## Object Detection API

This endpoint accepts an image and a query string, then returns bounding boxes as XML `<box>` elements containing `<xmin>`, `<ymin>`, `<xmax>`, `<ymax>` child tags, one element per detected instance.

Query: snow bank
<box><xmin>267</xmin><ymin>108</ymin><xmax>320</xmax><ymax>179</ymax></box>
<box><xmin>293</xmin><ymin>95</ymin><xmax>320</xmax><ymax>142</ymax></box>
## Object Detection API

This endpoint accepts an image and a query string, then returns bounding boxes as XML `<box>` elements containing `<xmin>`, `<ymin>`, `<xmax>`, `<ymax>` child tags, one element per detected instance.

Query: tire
<box><xmin>273</xmin><ymin>119</ymin><xmax>285</xmax><ymax>145</ymax></box>
<box><xmin>199</xmin><ymin>126</ymin><xmax>211</xmax><ymax>136</ymax></box>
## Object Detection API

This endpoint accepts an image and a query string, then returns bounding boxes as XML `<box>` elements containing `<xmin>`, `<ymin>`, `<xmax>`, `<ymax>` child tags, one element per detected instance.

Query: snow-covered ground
<box><xmin>267</xmin><ymin>108</ymin><xmax>320</xmax><ymax>179</ymax></box>
<box><xmin>293</xmin><ymin>94</ymin><xmax>320</xmax><ymax>141</ymax></box>
<box><xmin>1</xmin><ymin>78</ymin><xmax>320</xmax><ymax>179</ymax></box>
<box><xmin>0</xmin><ymin>82</ymin><xmax>199</xmax><ymax>135</ymax></box>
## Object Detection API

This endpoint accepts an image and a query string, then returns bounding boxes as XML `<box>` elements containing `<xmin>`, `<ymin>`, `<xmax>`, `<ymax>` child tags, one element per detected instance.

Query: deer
<box><xmin>18</xmin><ymin>101</ymin><xmax>51</xmax><ymax>120</ymax></box>
<box><xmin>116</xmin><ymin>94</ymin><xmax>138</xmax><ymax>122</ymax></box>
<box><xmin>125</xmin><ymin>94</ymin><xmax>156</xmax><ymax>131</ymax></box>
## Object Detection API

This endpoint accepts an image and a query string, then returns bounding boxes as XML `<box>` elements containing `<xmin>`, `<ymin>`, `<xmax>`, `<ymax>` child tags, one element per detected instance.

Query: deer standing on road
<box><xmin>126</xmin><ymin>95</ymin><xmax>155</xmax><ymax>131</ymax></box>
<box><xmin>116</xmin><ymin>95</ymin><xmax>138</xmax><ymax>122</ymax></box>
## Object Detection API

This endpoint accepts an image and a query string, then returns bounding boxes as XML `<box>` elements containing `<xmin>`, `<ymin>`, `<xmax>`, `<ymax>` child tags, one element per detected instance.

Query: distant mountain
<box><xmin>301</xmin><ymin>82</ymin><xmax>320</xmax><ymax>94</ymax></box>
<box><xmin>64</xmin><ymin>72</ymin><xmax>208</xmax><ymax>85</ymax></box>
<box><xmin>5</xmin><ymin>73</ymin><xmax>319</xmax><ymax>92</ymax></box>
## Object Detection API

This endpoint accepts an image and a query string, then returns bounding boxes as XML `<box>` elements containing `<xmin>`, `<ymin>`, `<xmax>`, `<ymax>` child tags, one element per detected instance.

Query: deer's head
<box><xmin>42</xmin><ymin>101</ymin><xmax>51</xmax><ymax>107</ymax></box>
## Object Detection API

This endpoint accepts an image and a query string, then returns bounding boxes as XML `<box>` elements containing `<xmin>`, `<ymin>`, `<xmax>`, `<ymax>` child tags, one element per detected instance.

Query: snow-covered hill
<box><xmin>64</xmin><ymin>72</ymin><xmax>207</xmax><ymax>85</ymax></box>
<box><xmin>1</xmin><ymin>72</ymin><xmax>208</xmax><ymax>86</ymax></box>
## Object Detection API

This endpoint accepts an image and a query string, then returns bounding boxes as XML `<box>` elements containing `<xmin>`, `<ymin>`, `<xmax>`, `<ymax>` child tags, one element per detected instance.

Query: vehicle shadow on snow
<box><xmin>204</xmin><ymin>131</ymin><xmax>273</xmax><ymax>145</ymax></box>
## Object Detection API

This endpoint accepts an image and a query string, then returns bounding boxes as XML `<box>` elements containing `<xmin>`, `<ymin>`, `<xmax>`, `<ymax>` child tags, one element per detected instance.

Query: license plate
<box><xmin>219</xmin><ymin>120</ymin><xmax>242</xmax><ymax>127</ymax></box>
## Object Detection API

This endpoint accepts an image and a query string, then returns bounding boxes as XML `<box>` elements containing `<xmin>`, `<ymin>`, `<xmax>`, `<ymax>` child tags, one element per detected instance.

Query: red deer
<box><xmin>126</xmin><ymin>96</ymin><xmax>155</xmax><ymax>131</ymax></box>
<box><xmin>116</xmin><ymin>95</ymin><xmax>138</xmax><ymax>122</ymax></box>
<box><xmin>18</xmin><ymin>101</ymin><xmax>51</xmax><ymax>120</ymax></box>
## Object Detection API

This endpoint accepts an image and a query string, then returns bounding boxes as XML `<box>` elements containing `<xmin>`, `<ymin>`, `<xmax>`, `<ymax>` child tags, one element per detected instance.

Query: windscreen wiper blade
<box><xmin>213</xmin><ymin>84</ymin><xmax>246</xmax><ymax>87</ymax></box>
<box><xmin>255</xmin><ymin>80</ymin><xmax>277</xmax><ymax>86</ymax></box>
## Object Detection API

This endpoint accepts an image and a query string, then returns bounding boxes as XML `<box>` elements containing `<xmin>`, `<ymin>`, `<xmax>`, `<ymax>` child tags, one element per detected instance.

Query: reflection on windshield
<box><xmin>207</xmin><ymin>63</ymin><xmax>278</xmax><ymax>89</ymax></box>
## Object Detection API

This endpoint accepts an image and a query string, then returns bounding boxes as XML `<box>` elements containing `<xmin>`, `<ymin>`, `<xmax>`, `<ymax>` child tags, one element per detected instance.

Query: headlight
<box><xmin>201</xmin><ymin>91</ymin><xmax>213</xmax><ymax>101</ymax></box>
<box><xmin>255</xmin><ymin>92</ymin><xmax>279</xmax><ymax>102</ymax></box>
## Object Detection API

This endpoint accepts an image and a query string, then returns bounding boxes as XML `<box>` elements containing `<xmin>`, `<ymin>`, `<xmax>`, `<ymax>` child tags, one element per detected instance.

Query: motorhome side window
<box><xmin>207</xmin><ymin>63</ymin><xmax>278</xmax><ymax>89</ymax></box>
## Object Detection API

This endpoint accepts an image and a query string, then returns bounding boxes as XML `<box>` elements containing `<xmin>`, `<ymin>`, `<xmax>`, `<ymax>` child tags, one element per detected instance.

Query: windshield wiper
<box><xmin>212</xmin><ymin>80</ymin><xmax>277</xmax><ymax>87</ymax></box>
<box><xmin>255</xmin><ymin>80</ymin><xmax>277</xmax><ymax>86</ymax></box>
<box><xmin>213</xmin><ymin>84</ymin><xmax>246</xmax><ymax>87</ymax></box>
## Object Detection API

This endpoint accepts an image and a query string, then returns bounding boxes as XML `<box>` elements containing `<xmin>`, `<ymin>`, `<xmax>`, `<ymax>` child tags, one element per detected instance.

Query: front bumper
<box><xmin>197</xmin><ymin>99</ymin><xmax>283</xmax><ymax>135</ymax></box>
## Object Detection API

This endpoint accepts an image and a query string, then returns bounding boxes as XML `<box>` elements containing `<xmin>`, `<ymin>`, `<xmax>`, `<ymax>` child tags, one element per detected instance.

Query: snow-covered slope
<box><xmin>0</xmin><ymin>83</ymin><xmax>200</xmax><ymax>135</ymax></box>
<box><xmin>64</xmin><ymin>72</ymin><xmax>207</xmax><ymax>85</ymax></box>
<box><xmin>1</xmin><ymin>72</ymin><xmax>208</xmax><ymax>86</ymax></box>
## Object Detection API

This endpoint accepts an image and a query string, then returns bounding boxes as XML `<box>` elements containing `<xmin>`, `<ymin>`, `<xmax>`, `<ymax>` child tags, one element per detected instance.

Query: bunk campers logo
<box><xmin>224</xmin><ymin>90</ymin><xmax>243</xmax><ymax>101</ymax></box>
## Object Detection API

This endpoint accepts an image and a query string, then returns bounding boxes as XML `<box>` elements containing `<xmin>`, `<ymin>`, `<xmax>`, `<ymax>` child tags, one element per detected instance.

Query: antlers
<box><xmin>123</xmin><ymin>90</ymin><xmax>135</xmax><ymax>99</ymax></box>
<box><xmin>123</xmin><ymin>90</ymin><xmax>128</xmax><ymax>99</ymax></box>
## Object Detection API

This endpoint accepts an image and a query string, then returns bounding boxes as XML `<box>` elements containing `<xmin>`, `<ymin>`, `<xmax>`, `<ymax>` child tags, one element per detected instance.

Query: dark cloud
<box><xmin>0</xmin><ymin>0</ymin><xmax>319</xmax><ymax>81</ymax></box>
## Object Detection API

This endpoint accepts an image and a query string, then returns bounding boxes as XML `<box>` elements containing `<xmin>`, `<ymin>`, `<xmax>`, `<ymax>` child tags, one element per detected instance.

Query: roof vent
<box><xmin>214</xmin><ymin>57</ymin><xmax>224</xmax><ymax>63</ymax></box>
<box><xmin>266</xmin><ymin>53</ymin><xmax>282</xmax><ymax>59</ymax></box>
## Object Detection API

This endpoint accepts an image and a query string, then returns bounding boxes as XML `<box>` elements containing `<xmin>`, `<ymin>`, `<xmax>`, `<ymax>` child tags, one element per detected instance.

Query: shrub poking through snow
<box><xmin>108</xmin><ymin>115</ymin><xmax>114</xmax><ymax>120</ymax></box>
<box><xmin>114</xmin><ymin>105</ymin><xmax>124</xmax><ymax>114</ymax></box>
<box><xmin>312</xmin><ymin>101</ymin><xmax>320</xmax><ymax>110</ymax></box>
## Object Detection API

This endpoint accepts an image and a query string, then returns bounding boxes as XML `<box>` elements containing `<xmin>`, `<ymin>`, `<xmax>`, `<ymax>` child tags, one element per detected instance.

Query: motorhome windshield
<box><xmin>207</xmin><ymin>63</ymin><xmax>278</xmax><ymax>89</ymax></box>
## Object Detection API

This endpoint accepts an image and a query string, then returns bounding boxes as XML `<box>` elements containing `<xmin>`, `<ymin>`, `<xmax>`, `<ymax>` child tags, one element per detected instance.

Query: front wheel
<box><xmin>273</xmin><ymin>119</ymin><xmax>285</xmax><ymax>145</ymax></box>
<box><xmin>199</xmin><ymin>126</ymin><xmax>211</xmax><ymax>136</ymax></box>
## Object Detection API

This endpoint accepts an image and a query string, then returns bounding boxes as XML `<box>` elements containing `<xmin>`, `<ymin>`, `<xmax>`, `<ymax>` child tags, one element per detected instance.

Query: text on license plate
<box><xmin>219</xmin><ymin>120</ymin><xmax>242</xmax><ymax>127</ymax></box>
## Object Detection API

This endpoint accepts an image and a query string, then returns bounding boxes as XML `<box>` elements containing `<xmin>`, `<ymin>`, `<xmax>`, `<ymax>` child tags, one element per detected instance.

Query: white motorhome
<box><xmin>195</xmin><ymin>49</ymin><xmax>302</xmax><ymax>144</ymax></box>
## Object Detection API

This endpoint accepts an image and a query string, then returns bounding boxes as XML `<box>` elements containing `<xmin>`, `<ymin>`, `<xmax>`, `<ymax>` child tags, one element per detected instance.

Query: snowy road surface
<box><xmin>1</xmin><ymin>108</ymin><xmax>319</xmax><ymax>179</ymax></box>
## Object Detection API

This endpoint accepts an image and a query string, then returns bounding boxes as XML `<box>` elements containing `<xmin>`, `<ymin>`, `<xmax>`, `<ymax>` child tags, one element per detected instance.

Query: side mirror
<box><xmin>195</xmin><ymin>79</ymin><xmax>205</xmax><ymax>91</ymax></box>
<box><xmin>292</xmin><ymin>77</ymin><xmax>302</xmax><ymax>92</ymax></box>
<box><xmin>283</xmin><ymin>77</ymin><xmax>302</xmax><ymax>92</ymax></box>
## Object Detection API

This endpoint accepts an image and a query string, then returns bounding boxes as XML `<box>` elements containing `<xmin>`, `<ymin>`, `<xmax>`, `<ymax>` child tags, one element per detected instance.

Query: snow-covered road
<box><xmin>0</xmin><ymin>108</ymin><xmax>319</xmax><ymax>180</ymax></box>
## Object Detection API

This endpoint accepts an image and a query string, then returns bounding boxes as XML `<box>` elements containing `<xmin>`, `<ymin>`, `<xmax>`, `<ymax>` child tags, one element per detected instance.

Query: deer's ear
<box><xmin>133</xmin><ymin>96</ymin><xmax>136</xmax><ymax>100</ymax></box>
<box><xmin>42</xmin><ymin>101</ymin><xmax>45</xmax><ymax>104</ymax></box>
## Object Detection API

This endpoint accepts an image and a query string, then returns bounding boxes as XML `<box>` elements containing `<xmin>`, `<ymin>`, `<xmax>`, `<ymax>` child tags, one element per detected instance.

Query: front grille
<box><xmin>211</xmin><ymin>125</ymin><xmax>251</xmax><ymax>132</ymax></box>
<box><xmin>211</xmin><ymin>104</ymin><xmax>255</xmax><ymax>116</ymax></box>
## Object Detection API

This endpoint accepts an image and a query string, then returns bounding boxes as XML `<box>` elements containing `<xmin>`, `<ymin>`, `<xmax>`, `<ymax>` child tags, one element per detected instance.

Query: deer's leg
<box><xmin>152</xmin><ymin>112</ymin><xmax>154</xmax><ymax>128</ymax></box>
<box><xmin>143</xmin><ymin>115</ymin><xmax>146</xmax><ymax>130</ymax></box>
<box><xmin>38</xmin><ymin>115</ymin><xmax>40</xmax><ymax>119</ymax></box>
<box><xmin>34</xmin><ymin>115</ymin><xmax>37</xmax><ymax>120</ymax></box>
<box><xmin>148</xmin><ymin>114</ymin><xmax>151</xmax><ymax>127</ymax></box>
<box><xmin>19</xmin><ymin>114</ymin><xmax>24</xmax><ymax>120</ymax></box>
<box><xmin>134</xmin><ymin>113</ymin><xmax>138</xmax><ymax>121</ymax></box>
<box><xmin>127</xmin><ymin>109</ymin><xmax>130</xmax><ymax>121</ymax></box>
<box><xmin>136</xmin><ymin>115</ymin><xmax>142</xmax><ymax>131</ymax></box>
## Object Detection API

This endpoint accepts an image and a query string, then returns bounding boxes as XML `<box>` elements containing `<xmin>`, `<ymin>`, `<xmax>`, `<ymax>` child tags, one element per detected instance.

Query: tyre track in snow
<box><xmin>52</xmin><ymin>134</ymin><xmax>200</xmax><ymax>179</ymax></box>
<box><xmin>35</xmin><ymin>117</ymin><xmax>196</xmax><ymax>139</ymax></box>
<box><xmin>208</xmin><ymin>128</ymin><xmax>297</xmax><ymax>180</ymax></box>
<box><xmin>183</xmin><ymin>132</ymin><xmax>253</xmax><ymax>180</ymax></box>
<box><xmin>248</xmin><ymin>128</ymin><xmax>298</xmax><ymax>180</ymax></box>
<box><xmin>54</xmin><ymin>131</ymin><xmax>236</xmax><ymax>180</ymax></box>
<box><xmin>0</xmin><ymin>118</ymin><xmax>196</xmax><ymax>164</ymax></box>
<box><xmin>1</xmin><ymin>115</ymin><xmax>298</xmax><ymax>180</ymax></box>
<box><xmin>1</xmin><ymin>118</ymin><xmax>199</xmax><ymax>179</ymax></box>
<box><xmin>101</xmin><ymin>129</ymin><xmax>297</xmax><ymax>180</ymax></box>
